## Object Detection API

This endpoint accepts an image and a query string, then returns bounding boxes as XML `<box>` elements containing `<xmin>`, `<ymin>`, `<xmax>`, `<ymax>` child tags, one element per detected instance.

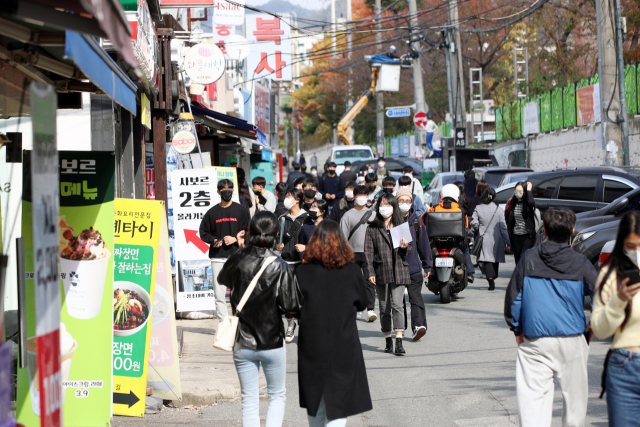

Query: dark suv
<box><xmin>473</xmin><ymin>167</ymin><xmax>533</xmax><ymax>189</ymax></box>
<box><xmin>526</xmin><ymin>167</ymin><xmax>640</xmax><ymax>214</ymax></box>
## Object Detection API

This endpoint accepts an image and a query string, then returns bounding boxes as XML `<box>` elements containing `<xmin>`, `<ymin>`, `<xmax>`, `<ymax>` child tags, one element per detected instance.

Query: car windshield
<box><xmin>334</xmin><ymin>149</ymin><xmax>372</xmax><ymax>160</ymax></box>
<box><xmin>442</xmin><ymin>174</ymin><xmax>464</xmax><ymax>186</ymax></box>
<box><xmin>403</xmin><ymin>159</ymin><xmax>423</xmax><ymax>174</ymax></box>
<box><xmin>484</xmin><ymin>171</ymin><xmax>509</xmax><ymax>187</ymax></box>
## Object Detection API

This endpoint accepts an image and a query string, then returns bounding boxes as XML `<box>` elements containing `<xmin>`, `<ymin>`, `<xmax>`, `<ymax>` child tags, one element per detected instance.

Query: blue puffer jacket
<box><xmin>504</xmin><ymin>240</ymin><xmax>597</xmax><ymax>337</ymax></box>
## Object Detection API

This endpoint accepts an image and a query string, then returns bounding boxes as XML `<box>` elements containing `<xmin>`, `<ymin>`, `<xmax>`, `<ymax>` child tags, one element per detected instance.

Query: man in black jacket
<box><xmin>340</xmin><ymin>161</ymin><xmax>357</xmax><ymax>184</ymax></box>
<box><xmin>329</xmin><ymin>180</ymin><xmax>356</xmax><ymax>223</ymax></box>
<box><xmin>318</xmin><ymin>162</ymin><xmax>345</xmax><ymax>215</ymax></box>
<box><xmin>286</xmin><ymin>162</ymin><xmax>306</xmax><ymax>190</ymax></box>
<box><xmin>274</xmin><ymin>182</ymin><xmax>289</xmax><ymax>218</ymax></box>
<box><xmin>199</xmin><ymin>179</ymin><xmax>250</xmax><ymax>323</ymax></box>
<box><xmin>463</xmin><ymin>170</ymin><xmax>478</xmax><ymax>200</ymax></box>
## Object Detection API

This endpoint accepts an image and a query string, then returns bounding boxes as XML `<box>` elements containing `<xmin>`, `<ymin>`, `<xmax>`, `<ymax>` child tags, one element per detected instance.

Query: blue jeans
<box><xmin>606</xmin><ymin>348</ymin><xmax>640</xmax><ymax>427</ymax></box>
<box><xmin>233</xmin><ymin>343</ymin><xmax>287</xmax><ymax>427</ymax></box>
<box><xmin>307</xmin><ymin>395</ymin><xmax>347</xmax><ymax>427</ymax></box>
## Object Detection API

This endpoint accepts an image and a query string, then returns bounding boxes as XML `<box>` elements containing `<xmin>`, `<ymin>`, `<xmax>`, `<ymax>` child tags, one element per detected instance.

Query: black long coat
<box><xmin>294</xmin><ymin>262</ymin><xmax>373</xmax><ymax>420</ymax></box>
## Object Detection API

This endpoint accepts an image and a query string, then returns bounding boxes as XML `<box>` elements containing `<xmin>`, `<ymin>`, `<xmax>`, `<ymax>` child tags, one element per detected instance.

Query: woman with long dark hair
<box><xmin>364</xmin><ymin>193</ymin><xmax>411</xmax><ymax>354</ymax></box>
<box><xmin>218</xmin><ymin>211</ymin><xmax>302</xmax><ymax>427</ymax></box>
<box><xmin>592</xmin><ymin>211</ymin><xmax>640</xmax><ymax>426</ymax></box>
<box><xmin>295</xmin><ymin>221</ymin><xmax>373</xmax><ymax>426</ymax></box>
<box><xmin>454</xmin><ymin>181</ymin><xmax>470</xmax><ymax>215</ymax></box>
<box><xmin>295</xmin><ymin>199</ymin><xmax>329</xmax><ymax>259</ymax></box>
<box><xmin>471</xmin><ymin>188</ymin><xmax>510</xmax><ymax>291</ymax></box>
<box><xmin>468</xmin><ymin>180</ymin><xmax>489</xmax><ymax>216</ymax></box>
<box><xmin>236</xmin><ymin>167</ymin><xmax>255</xmax><ymax>215</ymax></box>
<box><xmin>505</xmin><ymin>181</ymin><xmax>536</xmax><ymax>265</ymax></box>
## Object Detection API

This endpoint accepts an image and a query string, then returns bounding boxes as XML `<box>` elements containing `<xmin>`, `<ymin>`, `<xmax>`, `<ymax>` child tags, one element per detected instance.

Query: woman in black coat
<box><xmin>295</xmin><ymin>221</ymin><xmax>373</xmax><ymax>426</ymax></box>
<box><xmin>505</xmin><ymin>181</ymin><xmax>536</xmax><ymax>265</ymax></box>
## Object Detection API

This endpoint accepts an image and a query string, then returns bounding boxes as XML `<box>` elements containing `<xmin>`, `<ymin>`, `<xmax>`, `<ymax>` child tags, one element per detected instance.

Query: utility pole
<box><xmin>615</xmin><ymin>0</ymin><xmax>630</xmax><ymax>165</ymax></box>
<box><xmin>408</xmin><ymin>0</ymin><xmax>428</xmax><ymax>149</ymax></box>
<box><xmin>447</xmin><ymin>0</ymin><xmax>466</xmax><ymax>143</ymax></box>
<box><xmin>375</xmin><ymin>0</ymin><xmax>385</xmax><ymax>152</ymax></box>
<box><xmin>595</xmin><ymin>0</ymin><xmax>626</xmax><ymax>165</ymax></box>
<box><xmin>331</xmin><ymin>0</ymin><xmax>337</xmax><ymax>54</ymax></box>
<box><xmin>445</xmin><ymin>31</ymin><xmax>454</xmax><ymax>138</ymax></box>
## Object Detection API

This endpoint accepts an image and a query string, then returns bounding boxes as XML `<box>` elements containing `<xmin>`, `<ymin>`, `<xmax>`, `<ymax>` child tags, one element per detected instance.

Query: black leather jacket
<box><xmin>217</xmin><ymin>246</ymin><xmax>302</xmax><ymax>350</ymax></box>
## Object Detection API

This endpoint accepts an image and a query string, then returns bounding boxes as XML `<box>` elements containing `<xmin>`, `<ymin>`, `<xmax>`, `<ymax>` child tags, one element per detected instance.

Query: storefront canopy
<box><xmin>189</xmin><ymin>102</ymin><xmax>256</xmax><ymax>133</ymax></box>
<box><xmin>64</xmin><ymin>31</ymin><xmax>137</xmax><ymax>114</ymax></box>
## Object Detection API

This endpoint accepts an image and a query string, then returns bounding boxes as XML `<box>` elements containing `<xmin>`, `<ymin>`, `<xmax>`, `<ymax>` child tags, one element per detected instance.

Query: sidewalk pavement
<box><xmin>176</xmin><ymin>316</ymin><xmax>266</xmax><ymax>407</ymax></box>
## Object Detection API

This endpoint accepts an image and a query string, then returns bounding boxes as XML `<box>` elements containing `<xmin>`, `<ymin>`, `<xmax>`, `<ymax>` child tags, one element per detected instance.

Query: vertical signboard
<box><xmin>400</xmin><ymin>136</ymin><xmax>410</xmax><ymax>157</ymax></box>
<box><xmin>146</xmin><ymin>212</ymin><xmax>182</xmax><ymax>402</ymax></box>
<box><xmin>30</xmin><ymin>82</ymin><xmax>61</xmax><ymax>427</ymax></box>
<box><xmin>18</xmin><ymin>151</ymin><xmax>115</xmax><ymax>427</ymax></box>
<box><xmin>254</xmin><ymin>83</ymin><xmax>270</xmax><ymax>147</ymax></box>
<box><xmin>523</xmin><ymin>101</ymin><xmax>540</xmax><ymax>136</ymax></box>
<box><xmin>576</xmin><ymin>83</ymin><xmax>602</xmax><ymax>125</ymax></box>
<box><xmin>390</xmin><ymin>138</ymin><xmax>399</xmax><ymax>156</ymax></box>
<box><xmin>246</xmin><ymin>13</ymin><xmax>292</xmax><ymax>80</ymax></box>
<box><xmin>166</xmin><ymin>144</ymin><xmax>178</xmax><ymax>274</ymax></box>
<box><xmin>171</xmin><ymin>168</ymin><xmax>217</xmax><ymax>263</ymax></box>
<box><xmin>145</xmin><ymin>143</ymin><xmax>155</xmax><ymax>200</ymax></box>
<box><xmin>112</xmin><ymin>199</ymin><xmax>163</xmax><ymax>417</ymax></box>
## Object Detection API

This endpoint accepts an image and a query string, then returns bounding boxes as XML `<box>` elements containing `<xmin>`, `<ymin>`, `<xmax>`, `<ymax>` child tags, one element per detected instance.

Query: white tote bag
<box><xmin>213</xmin><ymin>256</ymin><xmax>277</xmax><ymax>351</ymax></box>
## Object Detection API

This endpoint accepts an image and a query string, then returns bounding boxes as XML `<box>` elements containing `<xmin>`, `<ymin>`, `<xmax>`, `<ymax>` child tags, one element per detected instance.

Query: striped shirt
<box><xmin>513</xmin><ymin>203</ymin><xmax>528</xmax><ymax>235</ymax></box>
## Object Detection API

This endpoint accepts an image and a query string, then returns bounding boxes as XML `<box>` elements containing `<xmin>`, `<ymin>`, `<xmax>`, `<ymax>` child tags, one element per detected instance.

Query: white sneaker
<box><xmin>413</xmin><ymin>326</ymin><xmax>426</xmax><ymax>341</ymax></box>
<box><xmin>367</xmin><ymin>310</ymin><xmax>377</xmax><ymax>322</ymax></box>
<box><xmin>285</xmin><ymin>322</ymin><xmax>296</xmax><ymax>343</ymax></box>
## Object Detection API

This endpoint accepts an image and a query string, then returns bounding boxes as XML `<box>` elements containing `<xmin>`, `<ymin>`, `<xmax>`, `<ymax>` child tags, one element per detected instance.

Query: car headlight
<box><xmin>572</xmin><ymin>231</ymin><xmax>596</xmax><ymax>248</ymax></box>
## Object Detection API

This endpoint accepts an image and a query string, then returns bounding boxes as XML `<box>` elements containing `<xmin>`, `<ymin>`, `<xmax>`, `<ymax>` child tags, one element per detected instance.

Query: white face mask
<box><xmin>378</xmin><ymin>162</ymin><xmax>385</xmax><ymax>169</ymax></box>
<box><xmin>345</xmin><ymin>191</ymin><xmax>354</xmax><ymax>199</ymax></box>
<box><xmin>624</xmin><ymin>248</ymin><xmax>640</xmax><ymax>267</ymax></box>
<box><xmin>355</xmin><ymin>197</ymin><xmax>368</xmax><ymax>206</ymax></box>
<box><xmin>514</xmin><ymin>192</ymin><xmax>523</xmax><ymax>199</ymax></box>
<box><xmin>399</xmin><ymin>203</ymin><xmax>412</xmax><ymax>213</ymax></box>
<box><xmin>356</xmin><ymin>177</ymin><xmax>365</xmax><ymax>184</ymax></box>
<box><xmin>379</xmin><ymin>206</ymin><xmax>393</xmax><ymax>218</ymax></box>
<box><xmin>312</xmin><ymin>171</ymin><xmax>317</xmax><ymax>176</ymax></box>
<box><xmin>284</xmin><ymin>198</ymin><xmax>295</xmax><ymax>210</ymax></box>
<box><xmin>315</xmin><ymin>192</ymin><xmax>322</xmax><ymax>200</ymax></box>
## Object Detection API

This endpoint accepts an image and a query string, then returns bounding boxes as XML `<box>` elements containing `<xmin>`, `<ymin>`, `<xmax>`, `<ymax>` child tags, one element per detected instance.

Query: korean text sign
<box><xmin>171</xmin><ymin>168</ymin><xmax>218</xmax><ymax>262</ymax></box>
<box><xmin>576</xmin><ymin>83</ymin><xmax>601</xmax><ymax>126</ymax></box>
<box><xmin>113</xmin><ymin>199</ymin><xmax>163</xmax><ymax>417</ymax></box>
<box><xmin>17</xmin><ymin>151</ymin><xmax>115</xmax><ymax>427</ymax></box>
<box><xmin>246</xmin><ymin>13</ymin><xmax>291</xmax><ymax>80</ymax></box>
<box><xmin>254</xmin><ymin>82</ymin><xmax>270</xmax><ymax>146</ymax></box>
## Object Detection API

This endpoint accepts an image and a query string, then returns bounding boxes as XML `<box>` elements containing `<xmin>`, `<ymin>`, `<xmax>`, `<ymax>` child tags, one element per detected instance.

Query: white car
<box><xmin>331</xmin><ymin>145</ymin><xmax>375</xmax><ymax>175</ymax></box>
<box><xmin>495</xmin><ymin>182</ymin><xmax>517</xmax><ymax>211</ymax></box>
<box><xmin>598</xmin><ymin>240</ymin><xmax>616</xmax><ymax>269</ymax></box>
<box><xmin>424</xmin><ymin>172</ymin><xmax>465</xmax><ymax>207</ymax></box>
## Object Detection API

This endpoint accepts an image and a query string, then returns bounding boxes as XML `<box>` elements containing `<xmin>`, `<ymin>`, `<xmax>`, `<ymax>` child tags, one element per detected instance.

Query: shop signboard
<box><xmin>183</xmin><ymin>43</ymin><xmax>226</xmax><ymax>85</ymax></box>
<box><xmin>18</xmin><ymin>151</ymin><xmax>115</xmax><ymax>427</ymax></box>
<box><xmin>246</xmin><ymin>13</ymin><xmax>292</xmax><ymax>81</ymax></box>
<box><xmin>178</xmin><ymin>260</ymin><xmax>215</xmax><ymax>311</ymax></box>
<box><xmin>523</xmin><ymin>100</ymin><xmax>540</xmax><ymax>136</ymax></box>
<box><xmin>141</xmin><ymin>94</ymin><xmax>151</xmax><ymax>130</ymax></box>
<box><xmin>254</xmin><ymin>83</ymin><xmax>270</xmax><ymax>147</ymax></box>
<box><xmin>210</xmin><ymin>167</ymin><xmax>240</xmax><ymax>205</ymax></box>
<box><xmin>377</xmin><ymin>142</ymin><xmax>385</xmax><ymax>155</ymax></box>
<box><xmin>146</xmin><ymin>212</ymin><xmax>182</xmax><ymax>402</ymax></box>
<box><xmin>172</xmin><ymin>130</ymin><xmax>197</xmax><ymax>154</ymax></box>
<box><xmin>126</xmin><ymin>0</ymin><xmax>158</xmax><ymax>92</ymax></box>
<box><xmin>390</xmin><ymin>138</ymin><xmax>399</xmax><ymax>156</ymax></box>
<box><xmin>170</xmin><ymin>168</ymin><xmax>218</xmax><ymax>262</ymax></box>
<box><xmin>159</xmin><ymin>0</ymin><xmax>214</xmax><ymax>7</ymax></box>
<box><xmin>576</xmin><ymin>83</ymin><xmax>601</xmax><ymax>125</ymax></box>
<box><xmin>166</xmin><ymin>145</ymin><xmax>178</xmax><ymax>275</ymax></box>
<box><xmin>215</xmin><ymin>0</ymin><xmax>244</xmax><ymax>26</ymax></box>
<box><xmin>112</xmin><ymin>199</ymin><xmax>163</xmax><ymax>417</ymax></box>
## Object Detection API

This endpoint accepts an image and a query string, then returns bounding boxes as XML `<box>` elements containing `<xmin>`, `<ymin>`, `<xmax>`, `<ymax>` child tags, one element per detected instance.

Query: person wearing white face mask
<box><xmin>506</xmin><ymin>181</ymin><xmax>536</xmax><ymax>265</ymax></box>
<box><xmin>375</xmin><ymin>157</ymin><xmax>392</xmax><ymax>187</ymax></box>
<box><xmin>329</xmin><ymin>181</ymin><xmax>357</xmax><ymax>223</ymax></box>
<box><xmin>397</xmin><ymin>176</ymin><xmax>426</xmax><ymax>216</ymax></box>
<box><xmin>364</xmin><ymin>193</ymin><xmax>411</xmax><ymax>354</ymax></box>
<box><xmin>341</xmin><ymin>185</ymin><xmax>378</xmax><ymax>323</ymax></box>
<box><xmin>395</xmin><ymin>165</ymin><xmax>424</xmax><ymax>200</ymax></box>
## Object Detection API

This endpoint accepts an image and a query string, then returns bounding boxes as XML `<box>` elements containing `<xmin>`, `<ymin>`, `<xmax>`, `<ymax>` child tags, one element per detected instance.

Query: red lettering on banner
<box><xmin>255</xmin><ymin>53</ymin><xmax>274</xmax><ymax>74</ymax></box>
<box><xmin>215</xmin><ymin>218</ymin><xmax>238</xmax><ymax>223</ymax></box>
<box><xmin>255</xmin><ymin>52</ymin><xmax>286</xmax><ymax>78</ymax></box>
<box><xmin>216</xmin><ymin>25</ymin><xmax>232</xmax><ymax>36</ymax></box>
<box><xmin>38</xmin><ymin>329</ymin><xmax>62</xmax><ymax>427</ymax></box>
<box><xmin>253</xmin><ymin>18</ymin><xmax>284</xmax><ymax>45</ymax></box>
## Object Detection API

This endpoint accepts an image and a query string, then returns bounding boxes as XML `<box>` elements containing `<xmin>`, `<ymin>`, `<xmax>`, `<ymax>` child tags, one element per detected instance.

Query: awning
<box><xmin>255</xmin><ymin>129</ymin><xmax>267</xmax><ymax>147</ymax></box>
<box><xmin>189</xmin><ymin>102</ymin><xmax>256</xmax><ymax>133</ymax></box>
<box><xmin>64</xmin><ymin>31</ymin><xmax>137</xmax><ymax>114</ymax></box>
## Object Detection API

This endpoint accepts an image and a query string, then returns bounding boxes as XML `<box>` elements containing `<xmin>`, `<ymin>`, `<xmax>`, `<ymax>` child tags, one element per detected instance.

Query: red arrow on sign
<box><xmin>184</xmin><ymin>229</ymin><xmax>210</xmax><ymax>253</ymax></box>
<box><xmin>414</xmin><ymin>111</ymin><xmax>427</xmax><ymax>127</ymax></box>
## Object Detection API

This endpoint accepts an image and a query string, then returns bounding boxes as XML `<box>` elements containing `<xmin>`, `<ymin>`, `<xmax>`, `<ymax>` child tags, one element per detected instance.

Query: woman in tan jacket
<box><xmin>592</xmin><ymin>211</ymin><xmax>640</xmax><ymax>427</ymax></box>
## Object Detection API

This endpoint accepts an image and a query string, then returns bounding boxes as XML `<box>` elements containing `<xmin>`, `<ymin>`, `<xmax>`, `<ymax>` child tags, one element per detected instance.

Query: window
<box><xmin>622</xmin><ymin>191</ymin><xmax>640</xmax><ymax>213</ymax></box>
<box><xmin>442</xmin><ymin>174</ymin><xmax>465</xmax><ymax>186</ymax></box>
<box><xmin>496</xmin><ymin>187</ymin><xmax>513</xmax><ymax>204</ymax></box>
<box><xmin>603</xmin><ymin>180</ymin><xmax>634</xmax><ymax>204</ymax></box>
<box><xmin>334</xmin><ymin>149</ymin><xmax>372</xmax><ymax>160</ymax></box>
<box><xmin>385</xmin><ymin>161</ymin><xmax>404</xmax><ymax>172</ymax></box>
<box><xmin>484</xmin><ymin>171</ymin><xmax>508</xmax><ymax>188</ymax></box>
<box><xmin>557</xmin><ymin>175</ymin><xmax>598</xmax><ymax>201</ymax></box>
<box><xmin>430</xmin><ymin>176</ymin><xmax>440</xmax><ymax>189</ymax></box>
<box><xmin>532</xmin><ymin>178</ymin><xmax>562</xmax><ymax>199</ymax></box>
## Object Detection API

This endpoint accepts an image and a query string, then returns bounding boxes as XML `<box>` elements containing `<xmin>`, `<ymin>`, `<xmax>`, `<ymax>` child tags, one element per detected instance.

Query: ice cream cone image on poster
<box><xmin>59</xmin><ymin>216</ymin><xmax>111</xmax><ymax>319</ymax></box>
<box><xmin>27</xmin><ymin>323</ymin><xmax>78</xmax><ymax>416</ymax></box>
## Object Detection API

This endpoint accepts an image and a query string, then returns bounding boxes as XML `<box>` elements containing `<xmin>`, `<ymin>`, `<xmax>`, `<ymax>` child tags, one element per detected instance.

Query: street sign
<box><xmin>386</xmin><ymin>108</ymin><xmax>411</xmax><ymax>118</ymax></box>
<box><xmin>455</xmin><ymin>127</ymin><xmax>467</xmax><ymax>147</ymax></box>
<box><xmin>414</xmin><ymin>111</ymin><xmax>427</xmax><ymax>128</ymax></box>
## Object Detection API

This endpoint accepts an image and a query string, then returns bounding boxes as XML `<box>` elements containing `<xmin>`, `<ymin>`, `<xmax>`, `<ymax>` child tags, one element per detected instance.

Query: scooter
<box><xmin>423</xmin><ymin>211</ymin><xmax>468</xmax><ymax>304</ymax></box>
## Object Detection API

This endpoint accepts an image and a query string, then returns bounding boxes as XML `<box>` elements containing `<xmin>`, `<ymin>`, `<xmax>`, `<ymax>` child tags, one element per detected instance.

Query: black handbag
<box><xmin>471</xmin><ymin>206</ymin><xmax>498</xmax><ymax>259</ymax></box>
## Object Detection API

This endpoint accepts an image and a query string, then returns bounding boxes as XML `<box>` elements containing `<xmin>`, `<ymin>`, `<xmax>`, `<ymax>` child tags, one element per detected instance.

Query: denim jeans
<box><xmin>606</xmin><ymin>348</ymin><xmax>640</xmax><ymax>427</ymax></box>
<box><xmin>233</xmin><ymin>342</ymin><xmax>287</xmax><ymax>427</ymax></box>
<box><xmin>307</xmin><ymin>395</ymin><xmax>347</xmax><ymax>427</ymax></box>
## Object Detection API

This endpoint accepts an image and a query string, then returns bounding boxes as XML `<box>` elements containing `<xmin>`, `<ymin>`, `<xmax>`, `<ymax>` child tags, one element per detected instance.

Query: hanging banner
<box><xmin>166</xmin><ymin>144</ymin><xmax>178</xmax><ymax>275</ymax></box>
<box><xmin>576</xmin><ymin>83</ymin><xmax>601</xmax><ymax>126</ymax></box>
<box><xmin>17</xmin><ymin>151</ymin><xmax>115</xmax><ymax>427</ymax></box>
<box><xmin>145</xmin><ymin>143</ymin><xmax>155</xmax><ymax>200</ymax></box>
<box><xmin>210</xmin><ymin>167</ymin><xmax>240</xmax><ymax>205</ymax></box>
<box><xmin>254</xmin><ymin>83</ymin><xmax>270</xmax><ymax>147</ymax></box>
<box><xmin>400</xmin><ymin>135</ymin><xmax>410</xmax><ymax>157</ymax></box>
<box><xmin>112</xmin><ymin>199</ymin><xmax>163</xmax><ymax>417</ymax></box>
<box><xmin>171</xmin><ymin>168</ymin><xmax>217</xmax><ymax>262</ymax></box>
<box><xmin>390</xmin><ymin>138</ymin><xmax>399</xmax><ymax>156</ymax></box>
<box><xmin>523</xmin><ymin>100</ymin><xmax>540</xmax><ymax>136</ymax></box>
<box><xmin>246</xmin><ymin>13</ymin><xmax>292</xmax><ymax>81</ymax></box>
<box><xmin>147</xmin><ymin>212</ymin><xmax>182</xmax><ymax>402</ymax></box>
<box><xmin>177</xmin><ymin>260</ymin><xmax>215</xmax><ymax>312</ymax></box>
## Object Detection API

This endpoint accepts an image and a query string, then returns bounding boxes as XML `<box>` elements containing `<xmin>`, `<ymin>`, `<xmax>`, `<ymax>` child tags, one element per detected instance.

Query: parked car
<box><xmin>331</xmin><ymin>145</ymin><xmax>375</xmax><ymax>175</ymax></box>
<box><xmin>527</xmin><ymin>167</ymin><xmax>640</xmax><ymax>215</ymax></box>
<box><xmin>495</xmin><ymin>182</ymin><xmax>517</xmax><ymax>211</ymax></box>
<box><xmin>573</xmin><ymin>187</ymin><xmax>640</xmax><ymax>234</ymax></box>
<box><xmin>424</xmin><ymin>172</ymin><xmax>465</xmax><ymax>207</ymax></box>
<box><xmin>473</xmin><ymin>167</ymin><xmax>533</xmax><ymax>189</ymax></box>
<box><xmin>350</xmin><ymin>157</ymin><xmax>423</xmax><ymax>181</ymax></box>
<box><xmin>498</xmin><ymin>171</ymin><xmax>533</xmax><ymax>188</ymax></box>
<box><xmin>572</xmin><ymin>220</ymin><xmax>620</xmax><ymax>267</ymax></box>
<box><xmin>598</xmin><ymin>240</ymin><xmax>616</xmax><ymax>269</ymax></box>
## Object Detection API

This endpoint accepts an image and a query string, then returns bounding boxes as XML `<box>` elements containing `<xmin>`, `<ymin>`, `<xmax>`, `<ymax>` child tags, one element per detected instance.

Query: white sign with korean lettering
<box><xmin>246</xmin><ymin>13</ymin><xmax>291</xmax><ymax>81</ymax></box>
<box><xmin>183</xmin><ymin>43</ymin><xmax>226</xmax><ymax>85</ymax></box>
<box><xmin>171</xmin><ymin>168</ymin><xmax>218</xmax><ymax>261</ymax></box>
<box><xmin>177</xmin><ymin>260</ymin><xmax>216</xmax><ymax>311</ymax></box>
<box><xmin>215</xmin><ymin>0</ymin><xmax>244</xmax><ymax>26</ymax></box>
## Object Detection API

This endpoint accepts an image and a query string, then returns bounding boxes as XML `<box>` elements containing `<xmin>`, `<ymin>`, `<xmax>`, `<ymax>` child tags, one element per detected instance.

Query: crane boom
<box><xmin>336</xmin><ymin>68</ymin><xmax>378</xmax><ymax>145</ymax></box>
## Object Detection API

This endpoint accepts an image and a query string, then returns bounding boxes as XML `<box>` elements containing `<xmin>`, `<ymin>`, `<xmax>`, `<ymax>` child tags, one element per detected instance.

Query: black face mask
<box><xmin>328</xmin><ymin>170</ymin><xmax>336</xmax><ymax>176</ymax></box>
<box><xmin>308</xmin><ymin>211</ymin><xmax>318</xmax><ymax>220</ymax></box>
<box><xmin>304</xmin><ymin>189</ymin><xmax>317</xmax><ymax>199</ymax></box>
<box><xmin>384</xmin><ymin>188</ymin><xmax>394</xmax><ymax>195</ymax></box>
<box><xmin>302</xmin><ymin>202</ymin><xmax>313</xmax><ymax>211</ymax></box>
<box><xmin>220</xmin><ymin>190</ymin><xmax>233</xmax><ymax>202</ymax></box>
<box><xmin>368</xmin><ymin>185</ymin><xmax>377</xmax><ymax>193</ymax></box>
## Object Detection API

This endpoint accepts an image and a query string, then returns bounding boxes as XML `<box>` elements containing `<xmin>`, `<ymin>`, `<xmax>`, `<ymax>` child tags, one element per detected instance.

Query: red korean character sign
<box><xmin>246</xmin><ymin>13</ymin><xmax>291</xmax><ymax>81</ymax></box>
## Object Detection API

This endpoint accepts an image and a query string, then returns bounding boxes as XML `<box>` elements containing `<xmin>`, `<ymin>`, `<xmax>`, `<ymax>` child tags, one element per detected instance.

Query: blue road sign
<box><xmin>386</xmin><ymin>108</ymin><xmax>411</xmax><ymax>118</ymax></box>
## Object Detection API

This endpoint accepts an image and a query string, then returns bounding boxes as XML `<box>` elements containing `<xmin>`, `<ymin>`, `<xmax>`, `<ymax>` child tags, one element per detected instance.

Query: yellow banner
<box><xmin>112</xmin><ymin>199</ymin><xmax>163</xmax><ymax>417</ymax></box>
<box><xmin>206</xmin><ymin>166</ymin><xmax>239</xmax><ymax>203</ymax></box>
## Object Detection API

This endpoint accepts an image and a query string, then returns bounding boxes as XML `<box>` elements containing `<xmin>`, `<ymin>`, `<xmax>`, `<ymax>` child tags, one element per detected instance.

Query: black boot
<box><xmin>394</xmin><ymin>337</ymin><xmax>406</xmax><ymax>355</ymax></box>
<box><xmin>384</xmin><ymin>337</ymin><xmax>394</xmax><ymax>353</ymax></box>
<box><xmin>467</xmin><ymin>274</ymin><xmax>475</xmax><ymax>283</ymax></box>
<box><xmin>488</xmin><ymin>278</ymin><xmax>495</xmax><ymax>291</ymax></box>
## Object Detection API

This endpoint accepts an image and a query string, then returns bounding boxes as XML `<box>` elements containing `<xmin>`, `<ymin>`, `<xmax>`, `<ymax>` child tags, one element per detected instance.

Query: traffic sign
<box><xmin>414</xmin><ymin>111</ymin><xmax>427</xmax><ymax>127</ymax></box>
<box><xmin>386</xmin><ymin>108</ymin><xmax>411</xmax><ymax>118</ymax></box>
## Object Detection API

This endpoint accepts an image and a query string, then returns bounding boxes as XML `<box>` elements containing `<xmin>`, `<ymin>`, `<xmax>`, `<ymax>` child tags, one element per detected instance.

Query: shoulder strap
<box><xmin>412</xmin><ymin>217</ymin><xmax>421</xmax><ymax>236</ymax></box>
<box><xmin>236</xmin><ymin>256</ymin><xmax>277</xmax><ymax>313</ymax></box>
<box><xmin>283</xmin><ymin>214</ymin><xmax>307</xmax><ymax>244</ymax></box>
<box><xmin>479</xmin><ymin>205</ymin><xmax>499</xmax><ymax>240</ymax></box>
<box><xmin>348</xmin><ymin>210</ymin><xmax>373</xmax><ymax>241</ymax></box>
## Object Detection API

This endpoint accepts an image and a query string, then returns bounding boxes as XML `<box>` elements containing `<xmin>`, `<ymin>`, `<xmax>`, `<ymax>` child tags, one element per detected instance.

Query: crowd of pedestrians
<box><xmin>199</xmin><ymin>163</ymin><xmax>640</xmax><ymax>427</ymax></box>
